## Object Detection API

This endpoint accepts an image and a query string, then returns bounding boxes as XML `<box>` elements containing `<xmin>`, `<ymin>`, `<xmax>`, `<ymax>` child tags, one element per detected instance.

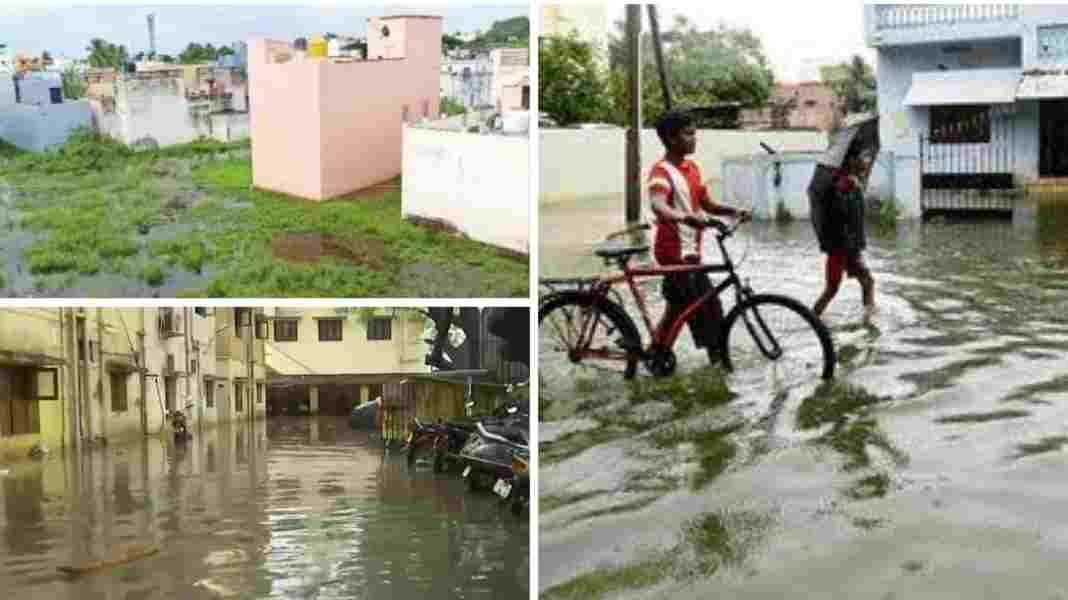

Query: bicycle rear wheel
<box><xmin>721</xmin><ymin>294</ymin><xmax>835</xmax><ymax>383</ymax></box>
<box><xmin>539</xmin><ymin>292</ymin><xmax>641</xmax><ymax>387</ymax></box>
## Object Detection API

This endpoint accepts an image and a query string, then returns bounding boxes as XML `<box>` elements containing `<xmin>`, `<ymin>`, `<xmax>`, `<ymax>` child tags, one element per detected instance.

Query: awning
<box><xmin>1017</xmin><ymin>69</ymin><xmax>1068</xmax><ymax>100</ymax></box>
<box><xmin>904</xmin><ymin>69</ymin><xmax>1021</xmax><ymax>106</ymax></box>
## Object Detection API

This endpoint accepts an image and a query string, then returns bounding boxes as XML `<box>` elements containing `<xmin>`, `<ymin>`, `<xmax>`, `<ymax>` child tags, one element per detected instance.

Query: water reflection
<box><xmin>0</xmin><ymin>417</ymin><xmax>527</xmax><ymax>599</ymax></box>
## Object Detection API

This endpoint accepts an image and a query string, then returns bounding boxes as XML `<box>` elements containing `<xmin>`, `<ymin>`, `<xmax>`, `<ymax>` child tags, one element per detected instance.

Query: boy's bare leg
<box><xmin>813</xmin><ymin>282</ymin><xmax>839</xmax><ymax>318</ymax></box>
<box><xmin>860</xmin><ymin>272</ymin><xmax>876</xmax><ymax>316</ymax></box>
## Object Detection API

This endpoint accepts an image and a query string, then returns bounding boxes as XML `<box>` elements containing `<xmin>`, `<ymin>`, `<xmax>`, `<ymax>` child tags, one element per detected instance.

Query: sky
<box><xmin>606</xmin><ymin>2</ymin><xmax>876</xmax><ymax>82</ymax></box>
<box><xmin>0</xmin><ymin>4</ymin><xmax>528</xmax><ymax>57</ymax></box>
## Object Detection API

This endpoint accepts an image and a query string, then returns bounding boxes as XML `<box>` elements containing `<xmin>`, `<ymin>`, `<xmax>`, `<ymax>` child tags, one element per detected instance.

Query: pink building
<box><xmin>248</xmin><ymin>15</ymin><xmax>442</xmax><ymax>201</ymax></box>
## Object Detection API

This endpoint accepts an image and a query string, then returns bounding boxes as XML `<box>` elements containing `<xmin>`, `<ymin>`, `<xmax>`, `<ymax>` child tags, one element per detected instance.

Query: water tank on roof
<box><xmin>308</xmin><ymin>36</ymin><xmax>327</xmax><ymax>59</ymax></box>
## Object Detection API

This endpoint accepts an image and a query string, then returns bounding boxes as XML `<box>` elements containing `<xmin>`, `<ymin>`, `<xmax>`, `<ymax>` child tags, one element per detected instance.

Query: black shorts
<box><xmin>661</xmin><ymin>271</ymin><xmax>723</xmax><ymax>349</ymax></box>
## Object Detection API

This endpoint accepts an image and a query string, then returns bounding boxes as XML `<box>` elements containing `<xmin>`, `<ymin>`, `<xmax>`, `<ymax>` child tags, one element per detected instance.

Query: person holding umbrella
<box><xmin>809</xmin><ymin>114</ymin><xmax>878</xmax><ymax>319</ymax></box>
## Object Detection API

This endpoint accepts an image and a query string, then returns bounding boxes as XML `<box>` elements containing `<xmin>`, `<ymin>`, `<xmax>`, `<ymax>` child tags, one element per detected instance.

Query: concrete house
<box><xmin>89</xmin><ymin>64</ymin><xmax>249</xmax><ymax>148</ymax></box>
<box><xmin>0</xmin><ymin>71</ymin><xmax>92</xmax><ymax>152</ymax></box>
<box><xmin>248</xmin><ymin>14</ymin><xmax>442</xmax><ymax>201</ymax></box>
<box><xmin>0</xmin><ymin>308</ymin><xmax>266</xmax><ymax>462</ymax></box>
<box><xmin>263</xmin><ymin>308</ymin><xmax>428</xmax><ymax>416</ymax></box>
<box><xmin>866</xmin><ymin>4</ymin><xmax>1068</xmax><ymax>217</ymax></box>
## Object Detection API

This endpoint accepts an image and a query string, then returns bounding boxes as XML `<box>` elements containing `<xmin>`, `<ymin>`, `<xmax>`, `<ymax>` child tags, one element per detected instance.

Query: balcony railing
<box><xmin>875</xmin><ymin>4</ymin><xmax>1021</xmax><ymax>30</ymax></box>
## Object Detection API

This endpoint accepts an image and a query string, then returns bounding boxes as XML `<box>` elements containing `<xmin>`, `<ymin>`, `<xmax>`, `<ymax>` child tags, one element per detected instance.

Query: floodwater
<box><xmin>0</xmin><ymin>417</ymin><xmax>528</xmax><ymax>599</ymax></box>
<box><xmin>539</xmin><ymin>193</ymin><xmax>1068</xmax><ymax>598</ymax></box>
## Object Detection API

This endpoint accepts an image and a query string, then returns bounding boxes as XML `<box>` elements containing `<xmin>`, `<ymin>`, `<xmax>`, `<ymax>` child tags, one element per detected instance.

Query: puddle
<box><xmin>271</xmin><ymin>233</ymin><xmax>386</xmax><ymax>268</ymax></box>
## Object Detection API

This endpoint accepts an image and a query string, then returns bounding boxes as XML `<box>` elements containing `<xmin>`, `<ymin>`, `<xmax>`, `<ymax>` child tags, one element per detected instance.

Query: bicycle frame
<box><xmin>575</xmin><ymin>230</ymin><xmax>751</xmax><ymax>357</ymax></box>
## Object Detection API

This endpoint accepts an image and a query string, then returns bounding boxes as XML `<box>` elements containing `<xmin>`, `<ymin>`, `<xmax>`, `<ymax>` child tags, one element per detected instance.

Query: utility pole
<box><xmin>246</xmin><ymin>310</ymin><xmax>254</xmax><ymax>425</ymax></box>
<box><xmin>625</xmin><ymin>4</ymin><xmax>642</xmax><ymax>226</ymax></box>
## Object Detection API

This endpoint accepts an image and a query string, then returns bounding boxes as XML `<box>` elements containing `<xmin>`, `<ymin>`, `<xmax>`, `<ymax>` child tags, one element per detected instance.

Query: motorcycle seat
<box><xmin>482</xmin><ymin>425</ymin><xmax>528</xmax><ymax>445</ymax></box>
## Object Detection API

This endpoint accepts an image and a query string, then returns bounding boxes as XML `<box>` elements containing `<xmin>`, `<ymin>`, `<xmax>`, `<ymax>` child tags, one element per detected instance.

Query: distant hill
<box><xmin>472</xmin><ymin>16</ymin><xmax>529</xmax><ymax>48</ymax></box>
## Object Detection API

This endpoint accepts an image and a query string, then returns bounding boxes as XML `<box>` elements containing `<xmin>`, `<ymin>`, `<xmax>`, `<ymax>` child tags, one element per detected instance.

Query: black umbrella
<box><xmin>809</xmin><ymin>114</ymin><xmax>879</xmax><ymax>252</ymax></box>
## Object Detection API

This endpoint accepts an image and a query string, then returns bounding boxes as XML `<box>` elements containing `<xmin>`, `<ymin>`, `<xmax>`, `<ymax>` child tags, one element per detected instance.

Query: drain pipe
<box><xmin>96</xmin><ymin>309</ymin><xmax>106</xmax><ymax>442</ymax></box>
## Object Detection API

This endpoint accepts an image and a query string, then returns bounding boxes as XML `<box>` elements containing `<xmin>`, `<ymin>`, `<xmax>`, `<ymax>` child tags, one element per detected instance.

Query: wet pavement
<box><xmin>539</xmin><ymin>194</ymin><xmax>1068</xmax><ymax>598</ymax></box>
<box><xmin>0</xmin><ymin>417</ymin><xmax>528</xmax><ymax>599</ymax></box>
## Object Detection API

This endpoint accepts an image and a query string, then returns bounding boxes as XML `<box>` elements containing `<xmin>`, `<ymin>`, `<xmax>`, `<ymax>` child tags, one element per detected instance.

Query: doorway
<box><xmin>1040</xmin><ymin>99</ymin><xmax>1068</xmax><ymax>176</ymax></box>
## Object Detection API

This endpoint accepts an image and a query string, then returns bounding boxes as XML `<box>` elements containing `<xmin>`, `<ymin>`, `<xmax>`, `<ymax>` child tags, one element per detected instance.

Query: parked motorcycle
<box><xmin>504</xmin><ymin>447</ymin><xmax>529</xmax><ymax>517</ymax></box>
<box><xmin>405</xmin><ymin>417</ymin><xmax>443</xmax><ymax>467</ymax></box>
<box><xmin>459</xmin><ymin>420</ymin><xmax>529</xmax><ymax>493</ymax></box>
<box><xmin>433</xmin><ymin>401</ymin><xmax>527</xmax><ymax>474</ymax></box>
<box><xmin>168</xmin><ymin>410</ymin><xmax>191</xmax><ymax>443</ymax></box>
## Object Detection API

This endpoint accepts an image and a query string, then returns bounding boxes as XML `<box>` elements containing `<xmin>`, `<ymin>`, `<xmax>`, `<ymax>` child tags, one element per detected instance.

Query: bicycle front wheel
<box><xmin>721</xmin><ymin>294</ymin><xmax>835</xmax><ymax>383</ymax></box>
<box><xmin>539</xmin><ymin>291</ymin><xmax>641</xmax><ymax>386</ymax></box>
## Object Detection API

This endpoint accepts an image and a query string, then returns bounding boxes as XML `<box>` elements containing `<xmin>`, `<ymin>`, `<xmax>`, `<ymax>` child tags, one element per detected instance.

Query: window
<box><xmin>0</xmin><ymin>367</ymin><xmax>41</xmax><ymax>436</ymax></box>
<box><xmin>402</xmin><ymin>104</ymin><xmax>410</xmax><ymax>124</ymax></box>
<box><xmin>234</xmin><ymin>382</ymin><xmax>244</xmax><ymax>412</ymax></box>
<box><xmin>367</xmin><ymin>317</ymin><xmax>392</xmax><ymax>341</ymax></box>
<box><xmin>522</xmin><ymin>85</ymin><xmax>530</xmax><ymax>110</ymax></box>
<box><xmin>275</xmin><ymin>319</ymin><xmax>299</xmax><ymax>342</ymax></box>
<box><xmin>318</xmin><ymin>319</ymin><xmax>343</xmax><ymax>342</ymax></box>
<box><xmin>257</xmin><ymin>383</ymin><xmax>264</xmax><ymax>404</ymax></box>
<box><xmin>422</xmin><ymin>99</ymin><xmax>430</xmax><ymax>118</ymax></box>
<box><xmin>234</xmin><ymin>308</ymin><xmax>251</xmax><ymax>332</ymax></box>
<box><xmin>205</xmin><ymin>380</ymin><xmax>214</xmax><ymax>408</ymax></box>
<box><xmin>930</xmin><ymin>105</ymin><xmax>991</xmax><ymax>144</ymax></box>
<box><xmin>190</xmin><ymin>358</ymin><xmax>198</xmax><ymax>374</ymax></box>
<box><xmin>49</xmin><ymin>87</ymin><xmax>62</xmax><ymax>104</ymax></box>
<box><xmin>110</xmin><ymin>373</ymin><xmax>128</xmax><ymax>412</ymax></box>
<box><xmin>804</xmin><ymin>99</ymin><xmax>818</xmax><ymax>108</ymax></box>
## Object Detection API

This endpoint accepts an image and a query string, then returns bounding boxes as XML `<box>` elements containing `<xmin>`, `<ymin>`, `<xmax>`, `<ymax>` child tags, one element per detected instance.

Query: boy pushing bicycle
<box><xmin>648</xmin><ymin>110</ymin><xmax>752</xmax><ymax>363</ymax></box>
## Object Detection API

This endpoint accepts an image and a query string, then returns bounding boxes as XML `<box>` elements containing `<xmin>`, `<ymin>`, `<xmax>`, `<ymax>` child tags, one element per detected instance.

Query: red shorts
<box><xmin>826</xmin><ymin>251</ymin><xmax>868</xmax><ymax>289</ymax></box>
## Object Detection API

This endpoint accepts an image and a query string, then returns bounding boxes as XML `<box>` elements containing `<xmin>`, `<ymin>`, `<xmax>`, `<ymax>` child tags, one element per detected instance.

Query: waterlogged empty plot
<box><xmin>0</xmin><ymin>135</ymin><xmax>527</xmax><ymax>297</ymax></box>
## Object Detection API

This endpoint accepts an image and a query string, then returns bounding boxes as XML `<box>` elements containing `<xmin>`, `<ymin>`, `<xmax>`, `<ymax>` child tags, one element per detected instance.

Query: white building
<box><xmin>866</xmin><ymin>4</ymin><xmax>1068</xmax><ymax>217</ymax></box>
<box><xmin>441</xmin><ymin>55</ymin><xmax>494</xmax><ymax>110</ymax></box>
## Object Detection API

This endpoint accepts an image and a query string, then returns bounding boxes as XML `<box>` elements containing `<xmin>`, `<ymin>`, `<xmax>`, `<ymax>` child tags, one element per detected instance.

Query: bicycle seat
<box><xmin>594</xmin><ymin>246</ymin><xmax>649</xmax><ymax>261</ymax></box>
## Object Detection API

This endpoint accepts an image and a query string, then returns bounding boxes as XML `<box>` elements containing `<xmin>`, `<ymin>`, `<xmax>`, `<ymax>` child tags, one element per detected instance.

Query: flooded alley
<box><xmin>539</xmin><ymin>194</ymin><xmax>1068</xmax><ymax>598</ymax></box>
<box><xmin>0</xmin><ymin>417</ymin><xmax>529</xmax><ymax>599</ymax></box>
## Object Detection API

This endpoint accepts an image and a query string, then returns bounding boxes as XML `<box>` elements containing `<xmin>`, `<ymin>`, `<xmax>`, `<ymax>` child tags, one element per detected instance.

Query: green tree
<box><xmin>61</xmin><ymin>65</ymin><xmax>86</xmax><ymax>100</ymax></box>
<box><xmin>607</xmin><ymin>16</ymin><xmax>775</xmax><ymax>128</ymax></box>
<box><xmin>472</xmin><ymin>16</ymin><xmax>529</xmax><ymax>49</ymax></box>
<box><xmin>178</xmin><ymin>42</ymin><xmax>226</xmax><ymax>64</ymax></box>
<box><xmin>539</xmin><ymin>33</ymin><xmax>611</xmax><ymax>126</ymax></box>
<box><xmin>442</xmin><ymin>33</ymin><xmax>465</xmax><ymax>55</ymax></box>
<box><xmin>86</xmin><ymin>38</ymin><xmax>129</xmax><ymax>69</ymax></box>
<box><xmin>820</xmin><ymin>54</ymin><xmax>876</xmax><ymax>118</ymax></box>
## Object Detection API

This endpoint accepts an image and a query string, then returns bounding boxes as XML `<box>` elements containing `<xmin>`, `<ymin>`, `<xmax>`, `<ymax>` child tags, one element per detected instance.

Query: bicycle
<box><xmin>539</xmin><ymin>218</ymin><xmax>835</xmax><ymax>382</ymax></box>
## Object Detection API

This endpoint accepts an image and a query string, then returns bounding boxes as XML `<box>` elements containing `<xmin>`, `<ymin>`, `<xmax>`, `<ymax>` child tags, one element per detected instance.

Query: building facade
<box><xmin>249</xmin><ymin>14</ymin><xmax>442</xmax><ymax>201</ymax></box>
<box><xmin>0</xmin><ymin>308</ymin><xmax>266</xmax><ymax>462</ymax></box>
<box><xmin>0</xmin><ymin>70</ymin><xmax>92</xmax><ymax>152</ymax></box>
<box><xmin>866</xmin><ymin>4</ymin><xmax>1068</xmax><ymax>216</ymax></box>
<box><xmin>492</xmin><ymin>48</ymin><xmax>530</xmax><ymax>111</ymax></box>
<box><xmin>264</xmin><ymin>308</ymin><xmax>428</xmax><ymax>416</ymax></box>
<box><xmin>741</xmin><ymin>81</ymin><xmax>840</xmax><ymax>132</ymax></box>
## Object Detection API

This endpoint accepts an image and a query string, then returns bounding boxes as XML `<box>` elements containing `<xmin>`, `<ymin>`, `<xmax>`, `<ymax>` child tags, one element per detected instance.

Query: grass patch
<box><xmin>1012</xmin><ymin>435</ymin><xmax>1068</xmax><ymax>459</ymax></box>
<box><xmin>142</xmin><ymin>263</ymin><xmax>166</xmax><ymax>287</ymax></box>
<box><xmin>0</xmin><ymin>271</ymin><xmax>5</xmax><ymax>289</ymax></box>
<box><xmin>797</xmin><ymin>383</ymin><xmax>907</xmax><ymax>472</ymax></box>
<box><xmin>541</xmin><ymin>427</ymin><xmax>631</xmax><ymax>465</ymax></box>
<box><xmin>934</xmin><ymin>409</ymin><xmax>1031</xmax><ymax>424</ymax></box>
<box><xmin>852</xmin><ymin>516</ymin><xmax>885</xmax><ymax>530</ymax></box>
<box><xmin>846</xmin><ymin>472</ymin><xmax>891</xmax><ymax>500</ymax></box>
<box><xmin>650</xmin><ymin>423</ymin><xmax>741</xmax><ymax>490</ymax></box>
<box><xmin>682</xmin><ymin>510</ymin><xmax>773</xmax><ymax>575</ymax></box>
<box><xmin>541</xmin><ymin>558</ymin><xmax>672</xmax><ymax>600</ymax></box>
<box><xmin>629</xmin><ymin>369</ymin><xmax>733</xmax><ymax>416</ymax></box>
<box><xmin>540</xmin><ymin>490</ymin><xmax>608</xmax><ymax>514</ymax></box>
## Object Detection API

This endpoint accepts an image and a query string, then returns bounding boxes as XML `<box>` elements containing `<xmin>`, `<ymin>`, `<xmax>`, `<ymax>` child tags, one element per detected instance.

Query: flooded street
<box><xmin>539</xmin><ymin>194</ymin><xmax>1068</xmax><ymax>598</ymax></box>
<box><xmin>0</xmin><ymin>417</ymin><xmax>528</xmax><ymax>599</ymax></box>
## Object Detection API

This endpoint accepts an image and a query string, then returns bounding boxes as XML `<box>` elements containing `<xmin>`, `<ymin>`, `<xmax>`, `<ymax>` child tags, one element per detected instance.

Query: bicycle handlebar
<box><xmin>699</xmin><ymin>217</ymin><xmax>744</xmax><ymax>239</ymax></box>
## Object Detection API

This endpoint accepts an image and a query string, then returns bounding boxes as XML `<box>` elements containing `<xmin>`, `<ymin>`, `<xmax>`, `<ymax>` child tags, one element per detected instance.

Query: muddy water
<box><xmin>0</xmin><ymin>417</ymin><xmax>528</xmax><ymax>599</ymax></box>
<box><xmin>540</xmin><ymin>194</ymin><xmax>1068</xmax><ymax>598</ymax></box>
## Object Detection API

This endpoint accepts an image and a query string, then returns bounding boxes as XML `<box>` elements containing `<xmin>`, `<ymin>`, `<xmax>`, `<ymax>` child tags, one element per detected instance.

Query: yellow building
<box><xmin>0</xmin><ymin>308</ymin><xmax>266</xmax><ymax>462</ymax></box>
<box><xmin>264</xmin><ymin>308</ymin><xmax>428</xmax><ymax>416</ymax></box>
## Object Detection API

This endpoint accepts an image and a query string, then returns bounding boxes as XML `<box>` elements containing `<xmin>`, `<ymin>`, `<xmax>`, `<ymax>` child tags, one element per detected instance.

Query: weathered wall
<box><xmin>0</xmin><ymin>101</ymin><xmax>92</xmax><ymax>152</ymax></box>
<box><xmin>539</xmin><ymin>129</ymin><xmax>827</xmax><ymax>205</ymax></box>
<box><xmin>403</xmin><ymin>126</ymin><xmax>530</xmax><ymax>253</ymax></box>
<box><xmin>264</xmin><ymin>309</ymin><xmax>428</xmax><ymax>376</ymax></box>
<box><xmin>112</xmin><ymin>76</ymin><xmax>226</xmax><ymax>148</ymax></box>
<box><xmin>0</xmin><ymin>75</ymin><xmax>15</xmax><ymax>108</ymax></box>
<box><xmin>210</xmin><ymin>112</ymin><xmax>250</xmax><ymax>143</ymax></box>
<box><xmin>0</xmin><ymin>308</ymin><xmax>66</xmax><ymax>460</ymax></box>
<box><xmin>17</xmin><ymin>74</ymin><xmax>63</xmax><ymax>106</ymax></box>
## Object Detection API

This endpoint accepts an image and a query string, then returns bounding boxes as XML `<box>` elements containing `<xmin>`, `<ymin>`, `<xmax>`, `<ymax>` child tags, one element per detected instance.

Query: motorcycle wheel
<box><xmin>511</xmin><ymin>499</ymin><xmax>524</xmax><ymax>516</ymax></box>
